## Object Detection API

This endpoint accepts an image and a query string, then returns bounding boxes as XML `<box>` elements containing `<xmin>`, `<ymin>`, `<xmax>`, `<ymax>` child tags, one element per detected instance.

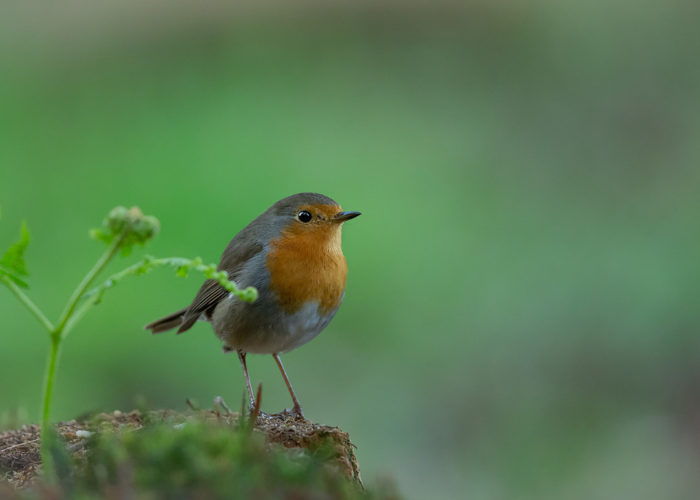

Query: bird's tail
<box><xmin>144</xmin><ymin>308</ymin><xmax>187</xmax><ymax>334</ymax></box>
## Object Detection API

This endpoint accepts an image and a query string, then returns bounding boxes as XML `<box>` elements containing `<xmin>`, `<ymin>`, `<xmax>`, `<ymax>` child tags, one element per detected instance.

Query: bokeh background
<box><xmin>2</xmin><ymin>1</ymin><xmax>700</xmax><ymax>498</ymax></box>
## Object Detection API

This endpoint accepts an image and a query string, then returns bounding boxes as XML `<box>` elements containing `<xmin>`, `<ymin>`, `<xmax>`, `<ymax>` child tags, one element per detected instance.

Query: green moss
<box><xmin>55</xmin><ymin>420</ymin><xmax>373</xmax><ymax>499</ymax></box>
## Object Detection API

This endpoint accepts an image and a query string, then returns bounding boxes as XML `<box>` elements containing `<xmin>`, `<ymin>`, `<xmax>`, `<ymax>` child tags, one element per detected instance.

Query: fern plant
<box><xmin>0</xmin><ymin>206</ymin><xmax>257</xmax><ymax>476</ymax></box>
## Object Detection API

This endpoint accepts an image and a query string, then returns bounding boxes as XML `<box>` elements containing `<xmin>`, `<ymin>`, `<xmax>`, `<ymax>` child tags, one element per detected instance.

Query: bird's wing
<box><xmin>177</xmin><ymin>236</ymin><xmax>263</xmax><ymax>333</ymax></box>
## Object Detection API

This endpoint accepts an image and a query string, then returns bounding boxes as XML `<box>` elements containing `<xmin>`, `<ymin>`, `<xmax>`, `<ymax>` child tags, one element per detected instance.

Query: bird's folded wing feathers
<box><xmin>177</xmin><ymin>238</ymin><xmax>263</xmax><ymax>333</ymax></box>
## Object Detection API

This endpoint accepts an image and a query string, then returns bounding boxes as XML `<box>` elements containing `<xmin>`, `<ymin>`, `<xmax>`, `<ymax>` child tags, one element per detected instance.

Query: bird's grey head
<box><xmin>259</xmin><ymin>193</ymin><xmax>360</xmax><ymax>237</ymax></box>
<box><xmin>270</xmin><ymin>193</ymin><xmax>340</xmax><ymax>217</ymax></box>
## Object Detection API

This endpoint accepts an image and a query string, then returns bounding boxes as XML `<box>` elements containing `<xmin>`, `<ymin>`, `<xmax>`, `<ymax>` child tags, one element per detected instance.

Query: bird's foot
<box><xmin>246</xmin><ymin>404</ymin><xmax>269</xmax><ymax>420</ymax></box>
<box><xmin>271</xmin><ymin>405</ymin><xmax>305</xmax><ymax>420</ymax></box>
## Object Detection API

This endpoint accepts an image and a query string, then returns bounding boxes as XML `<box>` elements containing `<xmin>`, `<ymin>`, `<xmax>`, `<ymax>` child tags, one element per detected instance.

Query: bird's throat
<box><xmin>266</xmin><ymin>226</ymin><xmax>347</xmax><ymax>315</ymax></box>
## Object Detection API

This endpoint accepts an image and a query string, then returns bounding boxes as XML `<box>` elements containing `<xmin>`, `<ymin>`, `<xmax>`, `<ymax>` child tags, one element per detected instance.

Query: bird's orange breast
<box><xmin>266</xmin><ymin>222</ymin><xmax>347</xmax><ymax>315</ymax></box>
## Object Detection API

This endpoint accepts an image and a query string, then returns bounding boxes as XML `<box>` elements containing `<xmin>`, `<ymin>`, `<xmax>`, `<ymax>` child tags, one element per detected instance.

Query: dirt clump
<box><xmin>0</xmin><ymin>409</ymin><xmax>361</xmax><ymax>490</ymax></box>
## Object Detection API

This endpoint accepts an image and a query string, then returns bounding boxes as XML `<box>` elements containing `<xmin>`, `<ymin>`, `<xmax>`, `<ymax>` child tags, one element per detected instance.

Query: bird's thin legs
<box><xmin>237</xmin><ymin>350</ymin><xmax>255</xmax><ymax>408</ymax></box>
<box><xmin>273</xmin><ymin>353</ymin><xmax>304</xmax><ymax>419</ymax></box>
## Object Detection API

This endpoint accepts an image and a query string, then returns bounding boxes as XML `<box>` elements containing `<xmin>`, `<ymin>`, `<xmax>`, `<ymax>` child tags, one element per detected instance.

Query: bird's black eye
<box><xmin>297</xmin><ymin>210</ymin><xmax>312</xmax><ymax>223</ymax></box>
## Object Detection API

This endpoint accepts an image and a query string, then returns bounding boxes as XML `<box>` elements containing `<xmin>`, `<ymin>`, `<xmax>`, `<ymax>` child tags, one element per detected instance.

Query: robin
<box><xmin>145</xmin><ymin>193</ymin><xmax>360</xmax><ymax>419</ymax></box>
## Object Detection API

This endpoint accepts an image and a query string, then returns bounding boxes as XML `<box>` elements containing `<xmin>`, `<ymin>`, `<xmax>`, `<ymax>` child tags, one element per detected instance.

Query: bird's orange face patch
<box><xmin>296</xmin><ymin>204</ymin><xmax>344</xmax><ymax>224</ymax></box>
<box><xmin>266</xmin><ymin>204</ymin><xmax>348</xmax><ymax>315</ymax></box>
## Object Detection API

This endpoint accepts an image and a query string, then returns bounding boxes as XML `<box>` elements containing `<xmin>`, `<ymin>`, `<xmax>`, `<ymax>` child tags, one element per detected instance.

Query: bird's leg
<box><xmin>237</xmin><ymin>350</ymin><xmax>256</xmax><ymax>409</ymax></box>
<box><xmin>273</xmin><ymin>353</ymin><xmax>305</xmax><ymax>419</ymax></box>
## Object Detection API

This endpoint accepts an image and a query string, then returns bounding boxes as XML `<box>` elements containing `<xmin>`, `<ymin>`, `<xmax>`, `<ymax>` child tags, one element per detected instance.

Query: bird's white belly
<box><xmin>280</xmin><ymin>301</ymin><xmax>333</xmax><ymax>352</ymax></box>
<box><xmin>214</xmin><ymin>297</ymin><xmax>336</xmax><ymax>354</ymax></box>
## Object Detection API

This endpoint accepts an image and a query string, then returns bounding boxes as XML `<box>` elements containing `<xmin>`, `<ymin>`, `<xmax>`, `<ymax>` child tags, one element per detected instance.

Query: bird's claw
<box><xmin>271</xmin><ymin>406</ymin><xmax>305</xmax><ymax>420</ymax></box>
<box><xmin>247</xmin><ymin>404</ymin><xmax>269</xmax><ymax>419</ymax></box>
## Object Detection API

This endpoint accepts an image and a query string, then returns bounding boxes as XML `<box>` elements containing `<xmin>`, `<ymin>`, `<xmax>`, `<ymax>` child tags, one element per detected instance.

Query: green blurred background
<box><xmin>2</xmin><ymin>1</ymin><xmax>700</xmax><ymax>498</ymax></box>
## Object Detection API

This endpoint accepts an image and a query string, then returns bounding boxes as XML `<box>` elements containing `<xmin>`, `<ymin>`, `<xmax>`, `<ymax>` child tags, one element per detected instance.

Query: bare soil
<box><xmin>0</xmin><ymin>409</ymin><xmax>361</xmax><ymax>490</ymax></box>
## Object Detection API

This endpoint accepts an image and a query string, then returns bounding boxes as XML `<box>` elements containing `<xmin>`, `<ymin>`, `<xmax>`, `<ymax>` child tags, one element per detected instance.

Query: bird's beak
<box><xmin>333</xmin><ymin>211</ymin><xmax>361</xmax><ymax>223</ymax></box>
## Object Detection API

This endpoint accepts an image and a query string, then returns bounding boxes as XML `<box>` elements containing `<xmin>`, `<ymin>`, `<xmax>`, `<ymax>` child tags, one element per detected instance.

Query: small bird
<box><xmin>145</xmin><ymin>193</ymin><xmax>360</xmax><ymax>418</ymax></box>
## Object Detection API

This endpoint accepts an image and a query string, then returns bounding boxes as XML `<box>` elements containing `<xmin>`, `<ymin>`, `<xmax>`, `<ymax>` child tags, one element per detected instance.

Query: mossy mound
<box><xmin>1</xmin><ymin>409</ymin><xmax>391</xmax><ymax>499</ymax></box>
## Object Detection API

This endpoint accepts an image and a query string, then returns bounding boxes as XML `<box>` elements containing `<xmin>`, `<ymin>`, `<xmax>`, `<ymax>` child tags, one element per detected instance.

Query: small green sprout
<box><xmin>0</xmin><ymin>206</ymin><xmax>257</xmax><ymax>478</ymax></box>
<box><xmin>89</xmin><ymin>206</ymin><xmax>160</xmax><ymax>255</ymax></box>
<box><xmin>0</xmin><ymin>221</ymin><xmax>30</xmax><ymax>288</ymax></box>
